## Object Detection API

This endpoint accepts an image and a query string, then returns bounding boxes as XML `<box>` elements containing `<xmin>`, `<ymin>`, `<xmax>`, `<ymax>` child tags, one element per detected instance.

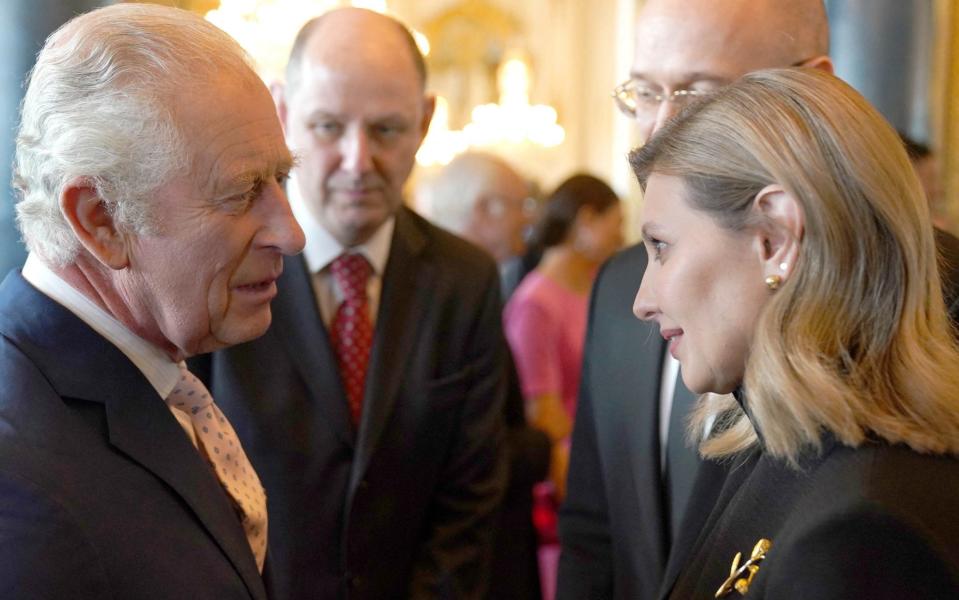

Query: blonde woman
<box><xmin>630</xmin><ymin>68</ymin><xmax>959</xmax><ymax>598</ymax></box>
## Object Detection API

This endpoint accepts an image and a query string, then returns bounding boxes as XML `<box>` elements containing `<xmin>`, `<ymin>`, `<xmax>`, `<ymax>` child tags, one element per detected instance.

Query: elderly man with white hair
<box><xmin>424</xmin><ymin>151</ymin><xmax>534</xmax><ymax>265</ymax></box>
<box><xmin>0</xmin><ymin>4</ymin><xmax>304</xmax><ymax>598</ymax></box>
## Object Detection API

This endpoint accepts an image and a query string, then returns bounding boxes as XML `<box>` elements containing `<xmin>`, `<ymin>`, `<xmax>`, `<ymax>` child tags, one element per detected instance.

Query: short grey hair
<box><xmin>13</xmin><ymin>3</ymin><xmax>257</xmax><ymax>266</ymax></box>
<box><xmin>424</xmin><ymin>152</ymin><xmax>515</xmax><ymax>235</ymax></box>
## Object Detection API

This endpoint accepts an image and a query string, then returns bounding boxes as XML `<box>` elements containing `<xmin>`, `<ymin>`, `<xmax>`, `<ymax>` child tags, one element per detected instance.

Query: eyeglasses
<box><xmin>611</xmin><ymin>79</ymin><xmax>715</xmax><ymax>119</ymax></box>
<box><xmin>612</xmin><ymin>58</ymin><xmax>818</xmax><ymax>119</ymax></box>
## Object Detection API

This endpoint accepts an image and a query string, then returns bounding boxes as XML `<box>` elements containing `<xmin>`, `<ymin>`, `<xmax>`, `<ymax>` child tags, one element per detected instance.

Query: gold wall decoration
<box><xmin>933</xmin><ymin>0</ymin><xmax>959</xmax><ymax>232</ymax></box>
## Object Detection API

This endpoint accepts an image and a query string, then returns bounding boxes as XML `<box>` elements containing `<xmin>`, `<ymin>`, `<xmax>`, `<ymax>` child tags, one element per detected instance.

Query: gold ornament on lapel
<box><xmin>715</xmin><ymin>538</ymin><xmax>772</xmax><ymax>597</ymax></box>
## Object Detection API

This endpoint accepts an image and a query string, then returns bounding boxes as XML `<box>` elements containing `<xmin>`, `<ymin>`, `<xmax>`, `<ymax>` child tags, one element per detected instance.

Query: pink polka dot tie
<box><xmin>166</xmin><ymin>363</ymin><xmax>268</xmax><ymax>572</ymax></box>
<box><xmin>330</xmin><ymin>252</ymin><xmax>374</xmax><ymax>427</ymax></box>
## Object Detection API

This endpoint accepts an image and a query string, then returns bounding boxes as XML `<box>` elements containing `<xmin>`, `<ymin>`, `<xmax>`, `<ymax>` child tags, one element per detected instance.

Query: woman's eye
<box><xmin>646</xmin><ymin>237</ymin><xmax>668</xmax><ymax>262</ymax></box>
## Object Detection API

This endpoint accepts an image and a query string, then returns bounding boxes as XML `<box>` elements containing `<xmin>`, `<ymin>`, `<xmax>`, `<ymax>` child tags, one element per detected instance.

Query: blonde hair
<box><xmin>630</xmin><ymin>68</ymin><xmax>959</xmax><ymax>464</ymax></box>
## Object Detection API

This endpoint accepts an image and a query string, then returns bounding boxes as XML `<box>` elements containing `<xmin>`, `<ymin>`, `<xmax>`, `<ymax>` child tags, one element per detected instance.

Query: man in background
<box><xmin>202</xmin><ymin>8</ymin><xmax>508</xmax><ymax>599</ymax></box>
<box><xmin>424</xmin><ymin>151</ymin><xmax>535</xmax><ymax>266</ymax></box>
<box><xmin>557</xmin><ymin>1</ymin><xmax>833</xmax><ymax>598</ymax></box>
<box><xmin>421</xmin><ymin>150</ymin><xmax>551</xmax><ymax>599</ymax></box>
<box><xmin>0</xmin><ymin>5</ymin><xmax>304</xmax><ymax>598</ymax></box>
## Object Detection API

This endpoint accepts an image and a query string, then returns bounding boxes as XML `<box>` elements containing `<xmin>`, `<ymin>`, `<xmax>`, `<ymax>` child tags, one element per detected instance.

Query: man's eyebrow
<box><xmin>213</xmin><ymin>153</ymin><xmax>297</xmax><ymax>195</ymax></box>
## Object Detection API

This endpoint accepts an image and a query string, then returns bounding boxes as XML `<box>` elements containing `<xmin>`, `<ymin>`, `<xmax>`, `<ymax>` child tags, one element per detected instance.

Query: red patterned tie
<box><xmin>330</xmin><ymin>253</ymin><xmax>374</xmax><ymax>427</ymax></box>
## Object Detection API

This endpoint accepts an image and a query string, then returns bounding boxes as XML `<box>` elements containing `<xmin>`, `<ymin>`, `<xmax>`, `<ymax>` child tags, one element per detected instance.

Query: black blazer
<box><xmin>662</xmin><ymin>434</ymin><xmax>959</xmax><ymax>598</ymax></box>
<box><xmin>558</xmin><ymin>229</ymin><xmax>959</xmax><ymax>600</ymax></box>
<box><xmin>201</xmin><ymin>207</ymin><xmax>509</xmax><ymax>600</ymax></box>
<box><xmin>557</xmin><ymin>243</ymin><xmax>676</xmax><ymax>600</ymax></box>
<box><xmin>0</xmin><ymin>272</ymin><xmax>265</xmax><ymax>599</ymax></box>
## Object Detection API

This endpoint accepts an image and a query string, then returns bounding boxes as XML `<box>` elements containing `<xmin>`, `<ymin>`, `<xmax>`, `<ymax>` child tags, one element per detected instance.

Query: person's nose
<box><xmin>339</xmin><ymin>126</ymin><xmax>374</xmax><ymax>176</ymax></box>
<box><xmin>258</xmin><ymin>181</ymin><xmax>306</xmax><ymax>256</ymax></box>
<box><xmin>633</xmin><ymin>270</ymin><xmax>659</xmax><ymax>321</ymax></box>
<box><xmin>651</xmin><ymin>99</ymin><xmax>682</xmax><ymax>135</ymax></box>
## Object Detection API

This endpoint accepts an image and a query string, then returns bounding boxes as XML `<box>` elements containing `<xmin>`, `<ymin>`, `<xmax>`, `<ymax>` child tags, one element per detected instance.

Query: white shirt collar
<box><xmin>288</xmin><ymin>173</ymin><xmax>394</xmax><ymax>275</ymax></box>
<box><xmin>21</xmin><ymin>253</ymin><xmax>181</xmax><ymax>399</ymax></box>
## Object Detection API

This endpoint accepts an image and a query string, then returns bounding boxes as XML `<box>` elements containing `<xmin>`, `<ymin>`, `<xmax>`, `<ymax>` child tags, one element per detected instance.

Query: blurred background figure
<box><xmin>420</xmin><ymin>151</ymin><xmax>537</xmax><ymax>287</ymax></box>
<box><xmin>900</xmin><ymin>131</ymin><xmax>953</xmax><ymax>232</ymax></box>
<box><xmin>417</xmin><ymin>150</ymin><xmax>552</xmax><ymax>600</ymax></box>
<box><xmin>504</xmin><ymin>173</ymin><xmax>624</xmax><ymax>600</ymax></box>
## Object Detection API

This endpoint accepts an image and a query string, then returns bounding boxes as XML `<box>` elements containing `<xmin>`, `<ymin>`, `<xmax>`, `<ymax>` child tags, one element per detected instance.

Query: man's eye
<box><xmin>373</xmin><ymin>123</ymin><xmax>406</xmax><ymax>138</ymax></box>
<box><xmin>311</xmin><ymin>121</ymin><xmax>341</xmax><ymax>136</ymax></box>
<box><xmin>275</xmin><ymin>171</ymin><xmax>290</xmax><ymax>187</ymax></box>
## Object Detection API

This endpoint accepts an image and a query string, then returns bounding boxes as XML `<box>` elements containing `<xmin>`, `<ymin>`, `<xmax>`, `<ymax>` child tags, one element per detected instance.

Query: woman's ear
<box><xmin>752</xmin><ymin>184</ymin><xmax>804</xmax><ymax>284</ymax></box>
<box><xmin>59</xmin><ymin>178</ymin><xmax>130</xmax><ymax>270</ymax></box>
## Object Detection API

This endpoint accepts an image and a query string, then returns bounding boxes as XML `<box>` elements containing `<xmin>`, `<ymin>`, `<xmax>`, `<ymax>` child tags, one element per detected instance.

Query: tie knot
<box><xmin>166</xmin><ymin>363</ymin><xmax>214</xmax><ymax>413</ymax></box>
<box><xmin>331</xmin><ymin>252</ymin><xmax>371</xmax><ymax>300</ymax></box>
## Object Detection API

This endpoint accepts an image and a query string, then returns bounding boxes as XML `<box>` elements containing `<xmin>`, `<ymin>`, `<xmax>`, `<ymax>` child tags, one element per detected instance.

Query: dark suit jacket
<box><xmin>201</xmin><ymin>207</ymin><xmax>508</xmax><ymax>600</ymax></box>
<box><xmin>662</xmin><ymin>436</ymin><xmax>959</xmax><ymax>598</ymax></box>
<box><xmin>489</xmin><ymin>350</ymin><xmax>551</xmax><ymax>600</ymax></box>
<box><xmin>557</xmin><ymin>230</ymin><xmax>959</xmax><ymax>600</ymax></box>
<box><xmin>0</xmin><ymin>271</ymin><xmax>266</xmax><ymax>599</ymax></box>
<box><xmin>556</xmin><ymin>243</ymin><xmax>674</xmax><ymax>600</ymax></box>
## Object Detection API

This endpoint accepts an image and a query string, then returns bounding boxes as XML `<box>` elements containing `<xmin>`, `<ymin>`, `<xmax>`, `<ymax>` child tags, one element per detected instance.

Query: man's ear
<box><xmin>59</xmin><ymin>178</ymin><xmax>129</xmax><ymax>270</ymax></box>
<box><xmin>478</xmin><ymin>194</ymin><xmax>505</xmax><ymax>219</ymax></box>
<box><xmin>751</xmin><ymin>184</ymin><xmax>803</xmax><ymax>283</ymax></box>
<box><xmin>271</xmin><ymin>80</ymin><xmax>289</xmax><ymax>134</ymax></box>
<box><xmin>419</xmin><ymin>94</ymin><xmax>436</xmax><ymax>141</ymax></box>
<box><xmin>802</xmin><ymin>55</ymin><xmax>834</xmax><ymax>75</ymax></box>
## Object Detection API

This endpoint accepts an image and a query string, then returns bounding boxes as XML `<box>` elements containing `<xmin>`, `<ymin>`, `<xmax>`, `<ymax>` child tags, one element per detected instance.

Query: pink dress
<box><xmin>504</xmin><ymin>271</ymin><xmax>589</xmax><ymax>419</ymax></box>
<box><xmin>503</xmin><ymin>271</ymin><xmax>589</xmax><ymax>600</ymax></box>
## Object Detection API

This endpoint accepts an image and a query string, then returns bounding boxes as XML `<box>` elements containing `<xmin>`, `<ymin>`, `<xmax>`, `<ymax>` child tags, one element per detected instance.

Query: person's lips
<box><xmin>233</xmin><ymin>266</ymin><xmax>283</xmax><ymax>300</ymax></box>
<box><xmin>661</xmin><ymin>328</ymin><xmax>684</xmax><ymax>358</ymax></box>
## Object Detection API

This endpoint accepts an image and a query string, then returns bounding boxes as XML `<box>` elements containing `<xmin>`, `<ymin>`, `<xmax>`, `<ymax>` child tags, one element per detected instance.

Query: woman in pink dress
<box><xmin>504</xmin><ymin>174</ymin><xmax>624</xmax><ymax>599</ymax></box>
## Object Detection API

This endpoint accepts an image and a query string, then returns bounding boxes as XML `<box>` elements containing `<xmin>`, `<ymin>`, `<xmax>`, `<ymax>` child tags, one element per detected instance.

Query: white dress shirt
<box><xmin>288</xmin><ymin>173</ymin><xmax>394</xmax><ymax>326</ymax></box>
<box><xmin>22</xmin><ymin>254</ymin><xmax>199</xmax><ymax>446</ymax></box>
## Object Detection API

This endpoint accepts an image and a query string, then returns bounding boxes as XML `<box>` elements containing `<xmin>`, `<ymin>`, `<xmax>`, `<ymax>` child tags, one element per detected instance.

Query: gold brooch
<box><xmin>715</xmin><ymin>538</ymin><xmax>772</xmax><ymax>597</ymax></box>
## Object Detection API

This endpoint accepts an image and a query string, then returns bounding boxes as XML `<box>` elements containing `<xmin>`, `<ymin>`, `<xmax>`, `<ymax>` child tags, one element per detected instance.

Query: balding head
<box><xmin>285</xmin><ymin>8</ymin><xmax>426</xmax><ymax>99</ymax></box>
<box><xmin>276</xmin><ymin>8</ymin><xmax>435</xmax><ymax>247</ymax></box>
<box><xmin>628</xmin><ymin>0</ymin><xmax>831</xmax><ymax>140</ymax></box>
<box><xmin>425</xmin><ymin>152</ymin><xmax>531</xmax><ymax>262</ymax></box>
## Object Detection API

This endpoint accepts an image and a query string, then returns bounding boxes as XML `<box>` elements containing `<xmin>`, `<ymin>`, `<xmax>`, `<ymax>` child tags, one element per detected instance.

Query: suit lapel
<box><xmin>350</xmin><ymin>208</ymin><xmax>430</xmax><ymax>492</ymax></box>
<box><xmin>627</xmin><ymin>333</ymin><xmax>671</xmax><ymax>569</ymax></box>
<box><xmin>104</xmin><ymin>392</ymin><xmax>268</xmax><ymax>600</ymax></box>
<box><xmin>272</xmin><ymin>255</ymin><xmax>355</xmax><ymax>446</ymax></box>
<box><xmin>0</xmin><ymin>273</ymin><xmax>266</xmax><ymax>600</ymax></box>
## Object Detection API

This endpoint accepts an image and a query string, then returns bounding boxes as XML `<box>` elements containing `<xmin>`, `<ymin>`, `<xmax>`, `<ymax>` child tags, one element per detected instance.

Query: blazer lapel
<box><xmin>627</xmin><ymin>333</ymin><xmax>671</xmax><ymax>570</ymax></box>
<box><xmin>272</xmin><ymin>255</ymin><xmax>355</xmax><ymax>446</ymax></box>
<box><xmin>658</xmin><ymin>448</ymin><xmax>760</xmax><ymax>599</ymax></box>
<box><xmin>350</xmin><ymin>208</ymin><xmax>430</xmax><ymax>492</ymax></box>
<box><xmin>0</xmin><ymin>274</ymin><xmax>266</xmax><ymax>600</ymax></box>
<box><xmin>104</xmin><ymin>391</ymin><xmax>268</xmax><ymax>600</ymax></box>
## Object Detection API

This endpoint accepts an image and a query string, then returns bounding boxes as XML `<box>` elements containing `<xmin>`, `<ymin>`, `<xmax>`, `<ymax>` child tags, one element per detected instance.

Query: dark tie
<box><xmin>330</xmin><ymin>253</ymin><xmax>373</xmax><ymax>427</ymax></box>
<box><xmin>665</xmin><ymin>372</ymin><xmax>700</xmax><ymax>544</ymax></box>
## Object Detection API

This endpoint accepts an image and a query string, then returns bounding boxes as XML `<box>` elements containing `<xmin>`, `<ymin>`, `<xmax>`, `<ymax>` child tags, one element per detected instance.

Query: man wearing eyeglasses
<box><xmin>557</xmin><ymin>2</ymin><xmax>832</xmax><ymax>599</ymax></box>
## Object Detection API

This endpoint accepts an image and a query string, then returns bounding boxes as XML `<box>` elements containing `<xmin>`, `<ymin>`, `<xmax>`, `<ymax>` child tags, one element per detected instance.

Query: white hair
<box><xmin>423</xmin><ymin>152</ymin><xmax>516</xmax><ymax>235</ymax></box>
<box><xmin>13</xmin><ymin>3</ymin><xmax>257</xmax><ymax>266</ymax></box>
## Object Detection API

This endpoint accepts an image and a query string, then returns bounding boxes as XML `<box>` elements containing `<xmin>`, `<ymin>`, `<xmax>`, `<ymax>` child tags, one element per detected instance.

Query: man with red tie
<box><xmin>201</xmin><ymin>8</ymin><xmax>509</xmax><ymax>599</ymax></box>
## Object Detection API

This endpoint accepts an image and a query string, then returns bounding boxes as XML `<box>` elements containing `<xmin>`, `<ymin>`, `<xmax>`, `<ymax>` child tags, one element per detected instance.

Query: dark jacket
<box><xmin>199</xmin><ymin>207</ymin><xmax>509</xmax><ymax>600</ymax></box>
<box><xmin>0</xmin><ymin>271</ymin><xmax>266</xmax><ymax>599</ymax></box>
